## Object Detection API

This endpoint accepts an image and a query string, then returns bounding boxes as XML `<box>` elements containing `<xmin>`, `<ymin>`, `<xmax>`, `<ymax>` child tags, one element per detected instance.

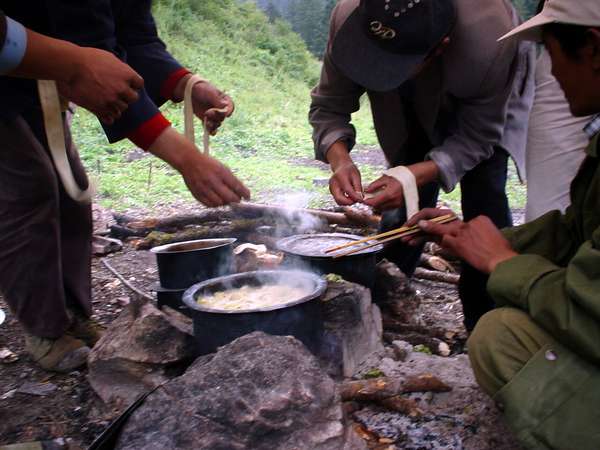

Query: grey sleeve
<box><xmin>426</xmin><ymin>0</ymin><xmax>520</xmax><ymax>192</ymax></box>
<box><xmin>308</xmin><ymin>3</ymin><xmax>365</xmax><ymax>163</ymax></box>
<box><xmin>427</xmin><ymin>39</ymin><xmax>518</xmax><ymax>192</ymax></box>
<box><xmin>309</xmin><ymin>51</ymin><xmax>364</xmax><ymax>163</ymax></box>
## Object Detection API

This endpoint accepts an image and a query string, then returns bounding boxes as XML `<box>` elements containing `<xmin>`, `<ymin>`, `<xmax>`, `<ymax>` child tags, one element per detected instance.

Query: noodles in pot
<box><xmin>197</xmin><ymin>284</ymin><xmax>310</xmax><ymax>311</ymax></box>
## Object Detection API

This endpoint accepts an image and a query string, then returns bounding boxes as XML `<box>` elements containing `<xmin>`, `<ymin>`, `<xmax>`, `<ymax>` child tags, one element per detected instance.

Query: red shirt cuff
<box><xmin>127</xmin><ymin>113</ymin><xmax>171</xmax><ymax>150</ymax></box>
<box><xmin>160</xmin><ymin>68</ymin><xmax>191</xmax><ymax>101</ymax></box>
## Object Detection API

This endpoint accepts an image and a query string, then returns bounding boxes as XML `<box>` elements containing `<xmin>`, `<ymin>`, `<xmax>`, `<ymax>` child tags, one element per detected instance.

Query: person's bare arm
<box><xmin>148</xmin><ymin>126</ymin><xmax>250</xmax><ymax>207</ymax></box>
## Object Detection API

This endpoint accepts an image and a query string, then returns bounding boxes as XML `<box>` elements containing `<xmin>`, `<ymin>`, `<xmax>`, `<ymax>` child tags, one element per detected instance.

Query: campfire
<box><xmin>84</xmin><ymin>201</ymin><xmax>517</xmax><ymax>450</ymax></box>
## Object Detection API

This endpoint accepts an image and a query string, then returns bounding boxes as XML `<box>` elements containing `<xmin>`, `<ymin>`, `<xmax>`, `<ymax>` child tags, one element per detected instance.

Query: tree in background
<box><xmin>253</xmin><ymin>0</ymin><xmax>539</xmax><ymax>57</ymax></box>
<box><xmin>266</xmin><ymin>1</ymin><xmax>282</xmax><ymax>22</ymax></box>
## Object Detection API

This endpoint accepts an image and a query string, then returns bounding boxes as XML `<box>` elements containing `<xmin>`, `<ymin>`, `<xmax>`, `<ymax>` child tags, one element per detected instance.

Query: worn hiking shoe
<box><xmin>25</xmin><ymin>334</ymin><xmax>90</xmax><ymax>373</ymax></box>
<box><xmin>66</xmin><ymin>314</ymin><xmax>105</xmax><ymax>347</ymax></box>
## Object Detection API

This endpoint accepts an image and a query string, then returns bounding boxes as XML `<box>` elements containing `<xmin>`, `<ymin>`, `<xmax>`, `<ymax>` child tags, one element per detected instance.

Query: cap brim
<box><xmin>498</xmin><ymin>13</ymin><xmax>556</xmax><ymax>42</ymax></box>
<box><xmin>331</xmin><ymin>8</ymin><xmax>424</xmax><ymax>92</ymax></box>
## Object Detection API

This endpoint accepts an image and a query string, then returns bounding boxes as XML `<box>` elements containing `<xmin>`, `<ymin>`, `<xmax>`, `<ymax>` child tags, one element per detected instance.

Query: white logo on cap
<box><xmin>370</xmin><ymin>21</ymin><xmax>396</xmax><ymax>39</ymax></box>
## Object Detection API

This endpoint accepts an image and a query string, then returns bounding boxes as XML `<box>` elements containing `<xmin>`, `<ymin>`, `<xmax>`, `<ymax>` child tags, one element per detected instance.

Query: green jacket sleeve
<box><xmin>502</xmin><ymin>209</ymin><xmax>579</xmax><ymax>266</ymax></box>
<box><xmin>488</xmin><ymin>226</ymin><xmax>600</xmax><ymax>365</ymax></box>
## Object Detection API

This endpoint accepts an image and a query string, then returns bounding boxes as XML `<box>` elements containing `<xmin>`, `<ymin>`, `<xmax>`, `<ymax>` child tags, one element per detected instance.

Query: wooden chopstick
<box><xmin>332</xmin><ymin>214</ymin><xmax>458</xmax><ymax>259</ymax></box>
<box><xmin>325</xmin><ymin>213</ymin><xmax>457</xmax><ymax>254</ymax></box>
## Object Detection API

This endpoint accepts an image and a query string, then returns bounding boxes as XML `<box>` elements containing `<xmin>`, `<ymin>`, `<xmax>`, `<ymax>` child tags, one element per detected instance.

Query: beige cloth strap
<box><xmin>37</xmin><ymin>80</ymin><xmax>94</xmax><ymax>204</ymax></box>
<box><xmin>184</xmin><ymin>74</ymin><xmax>229</xmax><ymax>155</ymax></box>
<box><xmin>383</xmin><ymin>166</ymin><xmax>419</xmax><ymax>219</ymax></box>
<box><xmin>184</xmin><ymin>74</ymin><xmax>212</xmax><ymax>154</ymax></box>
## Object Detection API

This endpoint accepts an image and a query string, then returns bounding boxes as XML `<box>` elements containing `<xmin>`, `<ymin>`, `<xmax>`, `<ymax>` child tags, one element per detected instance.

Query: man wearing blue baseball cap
<box><xmin>404</xmin><ymin>0</ymin><xmax>600</xmax><ymax>446</ymax></box>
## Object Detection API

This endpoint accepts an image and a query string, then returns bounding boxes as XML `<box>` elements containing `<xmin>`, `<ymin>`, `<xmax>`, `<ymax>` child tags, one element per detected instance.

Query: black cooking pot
<box><xmin>277</xmin><ymin>233</ymin><xmax>382</xmax><ymax>288</ymax></box>
<box><xmin>152</xmin><ymin>283</ymin><xmax>192</xmax><ymax>318</ymax></box>
<box><xmin>151</xmin><ymin>238</ymin><xmax>236</xmax><ymax>289</ymax></box>
<box><xmin>182</xmin><ymin>270</ymin><xmax>326</xmax><ymax>355</ymax></box>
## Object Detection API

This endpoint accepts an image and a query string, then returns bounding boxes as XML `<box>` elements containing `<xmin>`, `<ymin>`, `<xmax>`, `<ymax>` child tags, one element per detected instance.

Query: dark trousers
<box><xmin>0</xmin><ymin>115</ymin><xmax>92</xmax><ymax>339</ymax></box>
<box><xmin>381</xmin><ymin>147</ymin><xmax>512</xmax><ymax>331</ymax></box>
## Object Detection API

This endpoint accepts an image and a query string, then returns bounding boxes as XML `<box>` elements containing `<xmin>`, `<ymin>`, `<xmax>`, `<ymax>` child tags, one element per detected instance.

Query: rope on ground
<box><xmin>100</xmin><ymin>258</ymin><xmax>154</xmax><ymax>302</ymax></box>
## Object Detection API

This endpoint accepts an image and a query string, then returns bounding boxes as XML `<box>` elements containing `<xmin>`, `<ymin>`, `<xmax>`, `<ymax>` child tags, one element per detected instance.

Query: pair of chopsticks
<box><xmin>325</xmin><ymin>213</ymin><xmax>458</xmax><ymax>259</ymax></box>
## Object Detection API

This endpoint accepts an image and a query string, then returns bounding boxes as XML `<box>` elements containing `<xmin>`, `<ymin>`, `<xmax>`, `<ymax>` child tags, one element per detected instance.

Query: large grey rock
<box><xmin>319</xmin><ymin>281</ymin><xmax>384</xmax><ymax>378</ymax></box>
<box><xmin>116</xmin><ymin>332</ymin><xmax>365</xmax><ymax>450</ymax></box>
<box><xmin>88</xmin><ymin>301</ymin><xmax>196</xmax><ymax>407</ymax></box>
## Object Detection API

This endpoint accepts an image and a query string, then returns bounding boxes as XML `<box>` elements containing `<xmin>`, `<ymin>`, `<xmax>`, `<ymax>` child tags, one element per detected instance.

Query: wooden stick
<box><xmin>325</xmin><ymin>213</ymin><xmax>457</xmax><ymax>254</ymax></box>
<box><xmin>332</xmin><ymin>215</ymin><xmax>458</xmax><ymax>259</ymax></box>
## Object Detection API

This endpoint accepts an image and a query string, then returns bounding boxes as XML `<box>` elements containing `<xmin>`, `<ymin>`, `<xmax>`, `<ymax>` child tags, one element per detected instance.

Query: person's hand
<box><xmin>191</xmin><ymin>80</ymin><xmax>234</xmax><ymax>135</ymax></box>
<box><xmin>363</xmin><ymin>175</ymin><xmax>404</xmax><ymax>212</ymax></box>
<box><xmin>147</xmin><ymin>127</ymin><xmax>250</xmax><ymax>207</ymax></box>
<box><xmin>57</xmin><ymin>47</ymin><xmax>143</xmax><ymax>125</ymax></box>
<box><xmin>179</xmin><ymin>152</ymin><xmax>250</xmax><ymax>207</ymax></box>
<box><xmin>330</xmin><ymin>162</ymin><xmax>364</xmax><ymax>206</ymax></box>
<box><xmin>400</xmin><ymin>208</ymin><xmax>461</xmax><ymax>247</ymax></box>
<box><xmin>417</xmin><ymin>215</ymin><xmax>518</xmax><ymax>274</ymax></box>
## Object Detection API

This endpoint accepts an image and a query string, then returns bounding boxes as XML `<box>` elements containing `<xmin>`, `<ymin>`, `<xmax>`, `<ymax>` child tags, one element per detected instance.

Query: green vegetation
<box><xmin>72</xmin><ymin>0</ymin><xmax>377</xmax><ymax>210</ymax></box>
<box><xmin>72</xmin><ymin>0</ymin><xmax>526</xmax><ymax>213</ymax></box>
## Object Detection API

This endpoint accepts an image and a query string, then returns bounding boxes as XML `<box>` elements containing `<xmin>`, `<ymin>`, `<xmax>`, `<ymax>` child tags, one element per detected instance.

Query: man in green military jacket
<box><xmin>402</xmin><ymin>0</ymin><xmax>600</xmax><ymax>447</ymax></box>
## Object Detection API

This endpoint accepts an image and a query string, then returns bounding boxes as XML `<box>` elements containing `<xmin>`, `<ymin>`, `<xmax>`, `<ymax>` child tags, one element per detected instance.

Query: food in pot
<box><xmin>196</xmin><ymin>283</ymin><xmax>310</xmax><ymax>311</ymax></box>
<box><xmin>286</xmin><ymin>236</ymin><xmax>370</xmax><ymax>256</ymax></box>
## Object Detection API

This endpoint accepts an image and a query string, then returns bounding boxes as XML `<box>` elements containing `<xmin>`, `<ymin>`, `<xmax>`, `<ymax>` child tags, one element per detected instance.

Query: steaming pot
<box><xmin>151</xmin><ymin>238</ymin><xmax>236</xmax><ymax>289</ymax></box>
<box><xmin>182</xmin><ymin>270</ymin><xmax>326</xmax><ymax>355</ymax></box>
<box><xmin>276</xmin><ymin>233</ymin><xmax>382</xmax><ymax>288</ymax></box>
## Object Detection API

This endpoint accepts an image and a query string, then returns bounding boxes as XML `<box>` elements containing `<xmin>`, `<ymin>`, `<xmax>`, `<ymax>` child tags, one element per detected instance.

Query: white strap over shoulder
<box><xmin>37</xmin><ymin>80</ymin><xmax>94</xmax><ymax>204</ymax></box>
<box><xmin>383</xmin><ymin>165</ymin><xmax>419</xmax><ymax>220</ymax></box>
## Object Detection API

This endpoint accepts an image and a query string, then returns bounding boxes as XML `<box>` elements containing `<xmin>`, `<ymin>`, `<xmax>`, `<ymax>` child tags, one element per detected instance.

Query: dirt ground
<box><xmin>0</xmin><ymin>172</ymin><xmax>524</xmax><ymax>448</ymax></box>
<box><xmin>0</xmin><ymin>242</ymin><xmax>467</xmax><ymax>449</ymax></box>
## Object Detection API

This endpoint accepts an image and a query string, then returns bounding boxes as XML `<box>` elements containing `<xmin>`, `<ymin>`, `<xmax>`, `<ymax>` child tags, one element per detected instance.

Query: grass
<box><xmin>71</xmin><ymin>0</ymin><xmax>525</xmax><ymax>214</ymax></box>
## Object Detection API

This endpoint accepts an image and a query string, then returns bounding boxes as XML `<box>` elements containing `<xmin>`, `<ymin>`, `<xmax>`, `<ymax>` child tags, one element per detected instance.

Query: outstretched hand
<box><xmin>404</xmin><ymin>209</ymin><xmax>518</xmax><ymax>274</ymax></box>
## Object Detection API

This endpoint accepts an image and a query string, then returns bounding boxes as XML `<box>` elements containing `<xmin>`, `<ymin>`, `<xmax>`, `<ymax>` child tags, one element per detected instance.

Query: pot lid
<box><xmin>277</xmin><ymin>233</ymin><xmax>383</xmax><ymax>258</ymax></box>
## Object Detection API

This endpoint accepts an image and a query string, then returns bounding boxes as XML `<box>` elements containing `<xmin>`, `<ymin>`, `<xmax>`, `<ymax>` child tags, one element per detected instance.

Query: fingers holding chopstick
<box><xmin>401</xmin><ymin>208</ymin><xmax>462</xmax><ymax>247</ymax></box>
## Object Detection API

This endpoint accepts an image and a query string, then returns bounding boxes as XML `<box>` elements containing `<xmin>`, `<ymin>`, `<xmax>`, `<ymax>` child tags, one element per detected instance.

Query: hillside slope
<box><xmin>72</xmin><ymin>0</ymin><xmax>377</xmax><ymax>210</ymax></box>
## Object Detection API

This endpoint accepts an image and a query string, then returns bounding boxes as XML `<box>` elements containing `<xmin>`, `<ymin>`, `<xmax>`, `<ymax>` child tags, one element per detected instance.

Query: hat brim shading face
<box><xmin>331</xmin><ymin>7</ymin><xmax>427</xmax><ymax>92</ymax></box>
<box><xmin>498</xmin><ymin>13</ymin><xmax>556</xmax><ymax>42</ymax></box>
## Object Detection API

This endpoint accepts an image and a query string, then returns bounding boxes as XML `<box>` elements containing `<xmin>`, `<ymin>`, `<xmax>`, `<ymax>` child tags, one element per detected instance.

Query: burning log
<box><xmin>130</xmin><ymin>219</ymin><xmax>270</xmax><ymax>250</ymax></box>
<box><xmin>413</xmin><ymin>268</ymin><xmax>460</xmax><ymax>285</ymax></box>
<box><xmin>424</xmin><ymin>242</ymin><xmax>459</xmax><ymax>262</ymax></box>
<box><xmin>231</xmin><ymin>202</ymin><xmax>354</xmax><ymax>226</ymax></box>
<box><xmin>342</xmin><ymin>206</ymin><xmax>381</xmax><ymax>228</ymax></box>
<box><xmin>383</xmin><ymin>332</ymin><xmax>451</xmax><ymax>357</ymax></box>
<box><xmin>339</xmin><ymin>374</ymin><xmax>451</xmax><ymax>402</ymax></box>
<box><xmin>113</xmin><ymin>209</ymin><xmax>233</xmax><ymax>232</ymax></box>
<box><xmin>382</xmin><ymin>316</ymin><xmax>456</xmax><ymax>342</ymax></box>
<box><xmin>418</xmin><ymin>254</ymin><xmax>456</xmax><ymax>273</ymax></box>
<box><xmin>380</xmin><ymin>396</ymin><xmax>423</xmax><ymax>417</ymax></box>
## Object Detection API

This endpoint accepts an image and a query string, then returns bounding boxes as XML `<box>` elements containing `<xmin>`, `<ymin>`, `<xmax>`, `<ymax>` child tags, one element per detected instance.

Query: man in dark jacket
<box><xmin>0</xmin><ymin>2</ymin><xmax>250</xmax><ymax>372</ymax></box>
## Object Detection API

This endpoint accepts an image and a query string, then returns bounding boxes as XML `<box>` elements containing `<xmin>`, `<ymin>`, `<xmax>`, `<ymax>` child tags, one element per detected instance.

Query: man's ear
<box><xmin>586</xmin><ymin>28</ymin><xmax>600</xmax><ymax>71</ymax></box>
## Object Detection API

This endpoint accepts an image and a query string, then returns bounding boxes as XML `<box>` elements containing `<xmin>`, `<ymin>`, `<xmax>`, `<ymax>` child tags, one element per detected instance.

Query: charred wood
<box><xmin>339</xmin><ymin>375</ymin><xmax>451</xmax><ymax>402</ymax></box>
<box><xmin>413</xmin><ymin>268</ymin><xmax>460</xmax><ymax>285</ymax></box>
<box><xmin>383</xmin><ymin>332</ymin><xmax>451</xmax><ymax>357</ymax></box>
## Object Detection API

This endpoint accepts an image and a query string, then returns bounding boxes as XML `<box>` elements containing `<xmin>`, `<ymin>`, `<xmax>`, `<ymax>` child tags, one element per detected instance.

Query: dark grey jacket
<box><xmin>310</xmin><ymin>0</ymin><xmax>535</xmax><ymax>191</ymax></box>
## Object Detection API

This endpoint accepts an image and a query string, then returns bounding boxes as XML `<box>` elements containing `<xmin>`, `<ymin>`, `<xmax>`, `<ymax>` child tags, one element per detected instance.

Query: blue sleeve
<box><xmin>113</xmin><ymin>0</ymin><xmax>184</xmax><ymax>106</ymax></box>
<box><xmin>0</xmin><ymin>15</ymin><xmax>27</xmax><ymax>74</ymax></box>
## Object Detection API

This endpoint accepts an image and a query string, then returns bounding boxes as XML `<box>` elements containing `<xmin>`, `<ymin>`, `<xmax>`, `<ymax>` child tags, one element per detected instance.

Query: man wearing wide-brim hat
<box><xmin>309</xmin><ymin>0</ymin><xmax>535</xmax><ymax>332</ymax></box>
<box><xmin>404</xmin><ymin>0</ymin><xmax>600</xmax><ymax>447</ymax></box>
